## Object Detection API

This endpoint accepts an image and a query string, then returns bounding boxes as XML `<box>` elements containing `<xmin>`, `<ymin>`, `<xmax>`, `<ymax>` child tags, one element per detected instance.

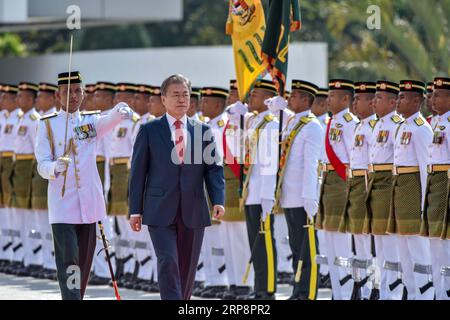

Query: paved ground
<box><xmin>0</xmin><ymin>273</ymin><xmax>332</xmax><ymax>300</ymax></box>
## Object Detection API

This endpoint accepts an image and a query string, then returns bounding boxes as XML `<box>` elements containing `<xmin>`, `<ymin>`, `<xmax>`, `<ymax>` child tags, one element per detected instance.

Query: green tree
<box><xmin>0</xmin><ymin>33</ymin><xmax>27</xmax><ymax>57</ymax></box>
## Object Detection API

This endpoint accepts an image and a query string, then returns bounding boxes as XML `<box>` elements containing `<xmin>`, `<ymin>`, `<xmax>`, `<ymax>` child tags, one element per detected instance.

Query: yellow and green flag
<box><xmin>262</xmin><ymin>0</ymin><xmax>301</xmax><ymax>94</ymax></box>
<box><xmin>226</xmin><ymin>0</ymin><xmax>268</xmax><ymax>101</ymax></box>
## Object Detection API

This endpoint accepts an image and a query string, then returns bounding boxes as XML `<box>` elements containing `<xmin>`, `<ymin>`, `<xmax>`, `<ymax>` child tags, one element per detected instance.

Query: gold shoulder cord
<box><xmin>45</xmin><ymin>119</ymin><xmax>55</xmax><ymax>160</ymax></box>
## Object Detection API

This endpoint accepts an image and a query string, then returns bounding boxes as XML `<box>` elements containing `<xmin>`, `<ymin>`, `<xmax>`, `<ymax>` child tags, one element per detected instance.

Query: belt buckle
<box><xmin>347</xmin><ymin>167</ymin><xmax>353</xmax><ymax>179</ymax></box>
<box><xmin>392</xmin><ymin>166</ymin><xmax>398</xmax><ymax>175</ymax></box>
<box><xmin>427</xmin><ymin>165</ymin><xmax>433</xmax><ymax>174</ymax></box>
<box><xmin>368</xmin><ymin>164</ymin><xmax>375</xmax><ymax>173</ymax></box>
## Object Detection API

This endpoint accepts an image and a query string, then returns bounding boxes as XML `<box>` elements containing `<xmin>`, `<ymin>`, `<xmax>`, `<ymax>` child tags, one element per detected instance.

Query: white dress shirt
<box><xmin>369</xmin><ymin>111</ymin><xmax>403</xmax><ymax>164</ymax></box>
<box><xmin>325</xmin><ymin>108</ymin><xmax>359</xmax><ymax>164</ymax></box>
<box><xmin>280</xmin><ymin>110</ymin><xmax>324</xmax><ymax>208</ymax></box>
<box><xmin>166</xmin><ymin>112</ymin><xmax>188</xmax><ymax>149</ymax></box>
<box><xmin>428</xmin><ymin>110</ymin><xmax>450</xmax><ymax>165</ymax></box>
<box><xmin>14</xmin><ymin>107</ymin><xmax>40</xmax><ymax>155</ymax></box>
<box><xmin>393</xmin><ymin>111</ymin><xmax>433</xmax><ymax>208</ymax></box>
<box><xmin>0</xmin><ymin>108</ymin><xmax>23</xmax><ymax>153</ymax></box>
<box><xmin>350</xmin><ymin>114</ymin><xmax>377</xmax><ymax>170</ymax></box>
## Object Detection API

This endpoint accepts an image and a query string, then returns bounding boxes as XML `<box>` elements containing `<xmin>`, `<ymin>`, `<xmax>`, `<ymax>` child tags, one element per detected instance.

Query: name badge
<box><xmin>354</xmin><ymin>134</ymin><xmax>365</xmax><ymax>147</ymax></box>
<box><xmin>377</xmin><ymin>130</ymin><xmax>389</xmax><ymax>143</ymax></box>
<box><xmin>18</xmin><ymin>125</ymin><xmax>27</xmax><ymax>136</ymax></box>
<box><xmin>400</xmin><ymin>131</ymin><xmax>412</xmax><ymax>145</ymax></box>
<box><xmin>433</xmin><ymin>131</ymin><xmax>445</xmax><ymax>145</ymax></box>
<box><xmin>117</xmin><ymin>127</ymin><xmax>127</xmax><ymax>138</ymax></box>
<box><xmin>74</xmin><ymin>123</ymin><xmax>96</xmax><ymax>140</ymax></box>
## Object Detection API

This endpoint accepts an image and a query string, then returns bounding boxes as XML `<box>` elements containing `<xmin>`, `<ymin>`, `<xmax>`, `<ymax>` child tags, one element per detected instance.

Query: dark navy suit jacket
<box><xmin>128</xmin><ymin>114</ymin><xmax>225</xmax><ymax>228</ymax></box>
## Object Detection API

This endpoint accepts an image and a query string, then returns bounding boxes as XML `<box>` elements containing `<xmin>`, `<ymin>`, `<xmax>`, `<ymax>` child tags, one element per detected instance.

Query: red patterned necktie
<box><xmin>174</xmin><ymin>120</ymin><xmax>184</xmax><ymax>164</ymax></box>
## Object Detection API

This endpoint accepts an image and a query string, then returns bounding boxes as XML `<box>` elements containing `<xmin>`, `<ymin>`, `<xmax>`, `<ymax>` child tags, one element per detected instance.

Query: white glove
<box><xmin>55</xmin><ymin>156</ymin><xmax>71</xmax><ymax>174</ymax></box>
<box><xmin>114</xmin><ymin>102</ymin><xmax>133</xmax><ymax>120</ymax></box>
<box><xmin>303</xmin><ymin>198</ymin><xmax>318</xmax><ymax>221</ymax></box>
<box><xmin>265</xmin><ymin>95</ymin><xmax>287</xmax><ymax>113</ymax></box>
<box><xmin>261</xmin><ymin>199</ymin><xmax>274</xmax><ymax>222</ymax></box>
<box><xmin>227</xmin><ymin>101</ymin><xmax>248</xmax><ymax>121</ymax></box>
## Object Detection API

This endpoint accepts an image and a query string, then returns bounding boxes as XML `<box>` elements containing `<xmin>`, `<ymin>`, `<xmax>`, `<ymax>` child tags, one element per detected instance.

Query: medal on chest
<box><xmin>74</xmin><ymin>123</ymin><xmax>97</xmax><ymax>140</ymax></box>
<box><xmin>354</xmin><ymin>134</ymin><xmax>365</xmax><ymax>147</ymax></box>
<box><xmin>225</xmin><ymin>123</ymin><xmax>238</xmax><ymax>136</ymax></box>
<box><xmin>376</xmin><ymin>130</ymin><xmax>389</xmax><ymax>143</ymax></box>
<box><xmin>329</xmin><ymin>127</ymin><xmax>342</xmax><ymax>142</ymax></box>
<box><xmin>18</xmin><ymin>125</ymin><xmax>28</xmax><ymax>136</ymax></box>
<box><xmin>3</xmin><ymin>124</ymin><xmax>13</xmax><ymax>134</ymax></box>
<box><xmin>433</xmin><ymin>131</ymin><xmax>445</xmax><ymax>145</ymax></box>
<box><xmin>117</xmin><ymin>127</ymin><xmax>127</xmax><ymax>138</ymax></box>
<box><xmin>400</xmin><ymin>131</ymin><xmax>412</xmax><ymax>145</ymax></box>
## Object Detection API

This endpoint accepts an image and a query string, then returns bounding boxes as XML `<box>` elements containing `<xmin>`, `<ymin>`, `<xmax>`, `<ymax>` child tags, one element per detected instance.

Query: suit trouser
<box><xmin>222</xmin><ymin>221</ymin><xmax>254</xmax><ymax>287</ymax></box>
<box><xmin>353</xmin><ymin>234</ymin><xmax>373</xmax><ymax>299</ymax></box>
<box><xmin>245</xmin><ymin>205</ymin><xmax>277</xmax><ymax>294</ymax></box>
<box><xmin>284</xmin><ymin>207</ymin><xmax>319</xmax><ymax>299</ymax></box>
<box><xmin>317</xmin><ymin>230</ymin><xmax>329</xmax><ymax>276</ymax></box>
<box><xmin>203</xmin><ymin>223</ymin><xmax>228</xmax><ymax>287</ymax></box>
<box><xmin>148</xmin><ymin>211</ymin><xmax>204</xmax><ymax>300</ymax></box>
<box><xmin>373</xmin><ymin>234</ymin><xmax>403</xmax><ymax>300</ymax></box>
<box><xmin>396</xmin><ymin>235</ymin><xmax>434</xmax><ymax>300</ymax></box>
<box><xmin>429</xmin><ymin>239</ymin><xmax>449</xmax><ymax>300</ymax></box>
<box><xmin>51</xmin><ymin>223</ymin><xmax>97</xmax><ymax>300</ymax></box>
<box><xmin>274</xmin><ymin>213</ymin><xmax>292</xmax><ymax>273</ymax></box>
<box><xmin>324</xmin><ymin>231</ymin><xmax>354</xmax><ymax>300</ymax></box>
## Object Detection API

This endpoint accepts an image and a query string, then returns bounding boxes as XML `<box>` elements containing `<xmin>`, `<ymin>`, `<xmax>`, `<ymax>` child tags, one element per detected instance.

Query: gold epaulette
<box><xmin>369</xmin><ymin>119</ymin><xmax>378</xmax><ymax>129</ymax></box>
<box><xmin>217</xmin><ymin>119</ymin><xmax>225</xmax><ymax>127</ymax></box>
<box><xmin>414</xmin><ymin>117</ymin><xmax>425</xmax><ymax>127</ymax></box>
<box><xmin>447</xmin><ymin>116</ymin><xmax>450</xmax><ymax>123</ymax></box>
<box><xmin>40</xmin><ymin>112</ymin><xmax>58</xmax><ymax>120</ymax></box>
<box><xmin>30</xmin><ymin>112</ymin><xmax>40</xmax><ymax>121</ymax></box>
<box><xmin>300</xmin><ymin>115</ymin><xmax>315</xmax><ymax>124</ymax></box>
<box><xmin>391</xmin><ymin>114</ymin><xmax>403</xmax><ymax>123</ymax></box>
<box><xmin>132</xmin><ymin>112</ymin><xmax>141</xmax><ymax>123</ymax></box>
<box><xmin>80</xmin><ymin>110</ymin><xmax>101</xmax><ymax>116</ymax></box>
<box><xmin>18</xmin><ymin>110</ymin><xmax>24</xmax><ymax>119</ymax></box>
<box><xmin>264</xmin><ymin>114</ymin><xmax>275</xmax><ymax>122</ymax></box>
<box><xmin>343</xmin><ymin>112</ymin><xmax>354</xmax><ymax>122</ymax></box>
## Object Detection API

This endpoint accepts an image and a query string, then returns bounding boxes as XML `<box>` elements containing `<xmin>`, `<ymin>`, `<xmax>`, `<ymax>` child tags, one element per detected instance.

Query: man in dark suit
<box><xmin>128</xmin><ymin>74</ymin><xmax>225</xmax><ymax>300</ymax></box>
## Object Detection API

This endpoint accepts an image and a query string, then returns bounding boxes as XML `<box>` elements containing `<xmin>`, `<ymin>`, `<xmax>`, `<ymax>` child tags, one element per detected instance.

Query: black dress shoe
<box><xmin>319</xmin><ymin>273</ymin><xmax>332</xmax><ymax>289</ymax></box>
<box><xmin>237</xmin><ymin>291</ymin><xmax>275</xmax><ymax>300</ymax></box>
<box><xmin>90</xmin><ymin>276</ymin><xmax>111</xmax><ymax>285</ymax></box>
<box><xmin>287</xmin><ymin>294</ymin><xmax>308</xmax><ymax>300</ymax></box>
<box><xmin>222</xmin><ymin>286</ymin><xmax>251</xmax><ymax>300</ymax></box>
<box><xmin>200</xmin><ymin>286</ymin><xmax>228</xmax><ymax>298</ymax></box>
<box><xmin>143</xmin><ymin>282</ymin><xmax>159</xmax><ymax>293</ymax></box>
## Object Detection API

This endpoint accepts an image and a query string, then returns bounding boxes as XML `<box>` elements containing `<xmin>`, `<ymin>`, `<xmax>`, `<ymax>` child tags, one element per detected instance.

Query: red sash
<box><xmin>222</xmin><ymin>120</ymin><xmax>241</xmax><ymax>179</ymax></box>
<box><xmin>325</xmin><ymin>119</ymin><xmax>347</xmax><ymax>181</ymax></box>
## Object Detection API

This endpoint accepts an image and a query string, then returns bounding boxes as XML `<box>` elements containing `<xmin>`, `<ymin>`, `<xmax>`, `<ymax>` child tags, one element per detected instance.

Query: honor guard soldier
<box><xmin>315</xmin><ymin>79</ymin><xmax>359</xmax><ymax>300</ymax></box>
<box><xmin>338</xmin><ymin>82</ymin><xmax>377</xmax><ymax>300</ymax></box>
<box><xmin>195</xmin><ymin>87</ymin><xmax>230</xmax><ymax>298</ymax></box>
<box><xmin>226</xmin><ymin>80</ymin><xmax>240</xmax><ymax>107</ymax></box>
<box><xmin>34</xmin><ymin>71</ymin><xmax>133</xmax><ymax>300</ymax></box>
<box><xmin>89</xmin><ymin>81</ymin><xmax>118</xmax><ymax>286</ymax></box>
<box><xmin>188</xmin><ymin>87</ymin><xmax>202</xmax><ymax>120</ymax></box>
<box><xmin>0</xmin><ymin>85</ymin><xmax>23</xmax><ymax>274</ymax></box>
<box><xmin>148</xmin><ymin>86</ymin><xmax>166</xmax><ymax>119</ymax></box>
<box><xmin>81</xmin><ymin>84</ymin><xmax>96</xmax><ymax>111</ymax></box>
<box><xmin>388</xmin><ymin>80</ymin><xmax>434</xmax><ymax>300</ymax></box>
<box><xmin>12</xmin><ymin>82</ymin><xmax>40</xmax><ymax>277</ymax></box>
<box><xmin>420</xmin><ymin>77</ymin><xmax>450</xmax><ymax>300</ymax></box>
<box><xmin>366</xmin><ymin>81</ymin><xmax>403</xmax><ymax>300</ymax></box>
<box><xmin>237</xmin><ymin>79</ymin><xmax>279</xmax><ymax>300</ymax></box>
<box><xmin>0</xmin><ymin>84</ymin><xmax>20</xmax><ymax>272</ymax></box>
<box><xmin>107</xmin><ymin>82</ymin><xmax>140</xmax><ymax>288</ymax></box>
<box><xmin>311</xmin><ymin>88</ymin><xmax>332</xmax><ymax>288</ymax></box>
<box><xmin>275</xmin><ymin>80</ymin><xmax>324</xmax><ymax>300</ymax></box>
<box><xmin>32</xmin><ymin>82</ymin><xmax>59</xmax><ymax>279</ymax></box>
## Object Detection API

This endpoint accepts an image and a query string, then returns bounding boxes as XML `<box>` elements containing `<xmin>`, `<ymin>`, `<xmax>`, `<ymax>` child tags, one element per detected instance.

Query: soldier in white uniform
<box><xmin>311</xmin><ymin>88</ymin><xmax>331</xmax><ymax>288</ymax></box>
<box><xmin>11</xmin><ymin>82</ymin><xmax>41</xmax><ymax>277</ymax></box>
<box><xmin>238</xmin><ymin>79</ymin><xmax>279</xmax><ymax>300</ymax></box>
<box><xmin>388</xmin><ymin>80</ymin><xmax>434</xmax><ymax>300</ymax></box>
<box><xmin>420</xmin><ymin>77</ymin><xmax>450</xmax><ymax>300</ymax></box>
<box><xmin>275</xmin><ymin>80</ymin><xmax>323</xmax><ymax>300</ymax></box>
<box><xmin>0</xmin><ymin>85</ymin><xmax>23</xmax><ymax>274</ymax></box>
<box><xmin>107</xmin><ymin>83</ymin><xmax>140</xmax><ymax>289</ymax></box>
<box><xmin>188</xmin><ymin>87</ymin><xmax>201</xmax><ymax>121</ymax></box>
<box><xmin>32</xmin><ymin>83</ymin><xmax>59</xmax><ymax>279</ymax></box>
<box><xmin>338</xmin><ymin>82</ymin><xmax>377</xmax><ymax>299</ymax></box>
<box><xmin>34</xmin><ymin>71</ymin><xmax>133</xmax><ymax>300</ymax></box>
<box><xmin>193</xmin><ymin>87</ymin><xmax>230</xmax><ymax>298</ymax></box>
<box><xmin>89</xmin><ymin>81</ymin><xmax>118</xmax><ymax>286</ymax></box>
<box><xmin>316</xmin><ymin>79</ymin><xmax>358</xmax><ymax>300</ymax></box>
<box><xmin>425</xmin><ymin>82</ymin><xmax>438</xmax><ymax>128</ymax></box>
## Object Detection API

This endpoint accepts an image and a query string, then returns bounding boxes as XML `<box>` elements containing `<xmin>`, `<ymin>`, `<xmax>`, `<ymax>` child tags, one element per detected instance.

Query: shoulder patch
<box><xmin>343</xmin><ymin>113</ymin><xmax>353</xmax><ymax>123</ymax></box>
<box><xmin>369</xmin><ymin>119</ymin><xmax>378</xmax><ymax>129</ymax></box>
<box><xmin>40</xmin><ymin>112</ymin><xmax>58</xmax><ymax>120</ymax></box>
<box><xmin>264</xmin><ymin>114</ymin><xmax>275</xmax><ymax>122</ymax></box>
<box><xmin>414</xmin><ymin>117</ymin><xmax>424</xmax><ymax>127</ymax></box>
<box><xmin>132</xmin><ymin>113</ymin><xmax>141</xmax><ymax>123</ymax></box>
<box><xmin>80</xmin><ymin>110</ymin><xmax>101</xmax><ymax>116</ymax></box>
<box><xmin>391</xmin><ymin>115</ymin><xmax>402</xmax><ymax>123</ymax></box>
